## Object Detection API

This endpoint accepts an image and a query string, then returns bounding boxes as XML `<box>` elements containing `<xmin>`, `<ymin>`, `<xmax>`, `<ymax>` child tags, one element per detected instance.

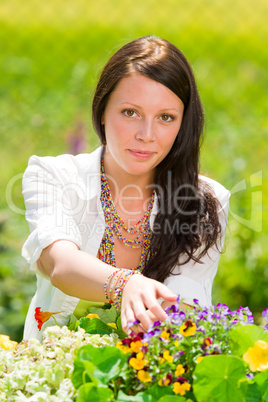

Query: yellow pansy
<box><xmin>129</xmin><ymin>352</ymin><xmax>146</xmax><ymax>370</ymax></box>
<box><xmin>175</xmin><ymin>364</ymin><xmax>185</xmax><ymax>376</ymax></box>
<box><xmin>0</xmin><ymin>335</ymin><xmax>18</xmax><ymax>350</ymax></box>
<box><xmin>163</xmin><ymin>350</ymin><xmax>174</xmax><ymax>363</ymax></box>
<box><xmin>137</xmin><ymin>370</ymin><xmax>152</xmax><ymax>382</ymax></box>
<box><xmin>131</xmin><ymin>340</ymin><xmax>143</xmax><ymax>353</ymax></box>
<box><xmin>116</xmin><ymin>341</ymin><xmax>130</xmax><ymax>354</ymax></box>
<box><xmin>86</xmin><ymin>313</ymin><xmax>100</xmax><ymax>319</ymax></box>
<box><xmin>160</xmin><ymin>330</ymin><xmax>170</xmax><ymax>340</ymax></box>
<box><xmin>243</xmin><ymin>340</ymin><xmax>268</xmax><ymax>372</ymax></box>
<box><xmin>196</xmin><ymin>356</ymin><xmax>204</xmax><ymax>364</ymax></box>
<box><xmin>173</xmin><ymin>381</ymin><xmax>191</xmax><ymax>395</ymax></box>
<box><xmin>107</xmin><ymin>323</ymin><xmax>117</xmax><ymax>329</ymax></box>
<box><xmin>179</xmin><ymin>319</ymin><xmax>197</xmax><ymax>337</ymax></box>
<box><xmin>158</xmin><ymin>376</ymin><xmax>172</xmax><ymax>386</ymax></box>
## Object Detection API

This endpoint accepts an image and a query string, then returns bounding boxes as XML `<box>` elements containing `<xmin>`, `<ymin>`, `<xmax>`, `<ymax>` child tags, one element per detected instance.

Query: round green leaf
<box><xmin>229</xmin><ymin>324</ymin><xmax>268</xmax><ymax>356</ymax></box>
<box><xmin>76</xmin><ymin>383</ymin><xmax>114</xmax><ymax>401</ymax></box>
<box><xmin>193</xmin><ymin>355</ymin><xmax>247</xmax><ymax>402</ymax></box>
<box><xmin>73</xmin><ymin>344</ymin><xmax>127</xmax><ymax>386</ymax></box>
<box><xmin>117</xmin><ymin>391</ymin><xmax>156</xmax><ymax>401</ymax></box>
<box><xmin>158</xmin><ymin>396</ymin><xmax>186</xmax><ymax>401</ymax></box>
<box><xmin>79</xmin><ymin>317</ymin><xmax>113</xmax><ymax>335</ymax></box>
<box><xmin>254</xmin><ymin>370</ymin><xmax>268</xmax><ymax>401</ymax></box>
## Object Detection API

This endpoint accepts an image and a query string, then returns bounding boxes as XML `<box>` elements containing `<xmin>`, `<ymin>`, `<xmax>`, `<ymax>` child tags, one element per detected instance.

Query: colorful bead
<box><xmin>99</xmin><ymin>155</ymin><xmax>154</xmax><ymax>272</ymax></box>
<box><xmin>104</xmin><ymin>270</ymin><xmax>119</xmax><ymax>302</ymax></box>
<box><xmin>104</xmin><ymin>268</ymin><xmax>143</xmax><ymax>310</ymax></box>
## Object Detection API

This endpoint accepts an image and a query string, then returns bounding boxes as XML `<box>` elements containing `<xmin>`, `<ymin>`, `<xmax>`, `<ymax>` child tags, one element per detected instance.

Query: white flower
<box><xmin>0</xmin><ymin>325</ymin><xmax>118</xmax><ymax>399</ymax></box>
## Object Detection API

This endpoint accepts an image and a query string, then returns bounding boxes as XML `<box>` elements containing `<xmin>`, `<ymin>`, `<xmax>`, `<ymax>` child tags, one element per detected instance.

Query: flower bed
<box><xmin>1</xmin><ymin>299</ymin><xmax>268</xmax><ymax>401</ymax></box>
<box><xmin>0</xmin><ymin>326</ymin><xmax>119</xmax><ymax>401</ymax></box>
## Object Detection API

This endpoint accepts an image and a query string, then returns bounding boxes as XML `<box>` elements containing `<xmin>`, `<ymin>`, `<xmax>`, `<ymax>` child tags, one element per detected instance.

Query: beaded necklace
<box><xmin>99</xmin><ymin>156</ymin><xmax>155</xmax><ymax>272</ymax></box>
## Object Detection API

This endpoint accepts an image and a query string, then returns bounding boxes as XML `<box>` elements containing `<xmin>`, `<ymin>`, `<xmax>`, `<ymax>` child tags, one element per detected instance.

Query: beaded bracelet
<box><xmin>104</xmin><ymin>270</ymin><xmax>119</xmax><ymax>302</ymax></box>
<box><xmin>112</xmin><ymin>270</ymin><xmax>143</xmax><ymax>310</ymax></box>
<box><xmin>104</xmin><ymin>268</ymin><xmax>143</xmax><ymax>310</ymax></box>
<box><xmin>104</xmin><ymin>269</ymin><xmax>129</xmax><ymax>303</ymax></box>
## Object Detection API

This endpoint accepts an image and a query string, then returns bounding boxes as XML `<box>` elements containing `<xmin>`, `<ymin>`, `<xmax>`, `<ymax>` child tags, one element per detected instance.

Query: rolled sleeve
<box><xmin>21</xmin><ymin>155</ymin><xmax>83</xmax><ymax>277</ymax></box>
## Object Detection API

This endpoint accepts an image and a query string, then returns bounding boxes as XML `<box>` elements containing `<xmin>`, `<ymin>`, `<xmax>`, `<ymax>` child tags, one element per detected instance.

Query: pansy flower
<box><xmin>175</xmin><ymin>364</ymin><xmax>185</xmax><ymax>376</ymax></box>
<box><xmin>129</xmin><ymin>351</ymin><xmax>146</xmax><ymax>370</ymax></box>
<box><xmin>130</xmin><ymin>337</ymin><xmax>143</xmax><ymax>353</ymax></box>
<box><xmin>0</xmin><ymin>334</ymin><xmax>18</xmax><ymax>350</ymax></box>
<box><xmin>86</xmin><ymin>313</ymin><xmax>100</xmax><ymax>319</ymax></box>
<box><xmin>243</xmin><ymin>340</ymin><xmax>268</xmax><ymax>372</ymax></box>
<box><xmin>137</xmin><ymin>369</ymin><xmax>152</xmax><ymax>382</ymax></box>
<box><xmin>173</xmin><ymin>377</ymin><xmax>191</xmax><ymax>395</ymax></box>
<box><xmin>160</xmin><ymin>350</ymin><xmax>174</xmax><ymax>363</ymax></box>
<box><xmin>158</xmin><ymin>373</ymin><xmax>173</xmax><ymax>386</ymax></box>
<box><xmin>180</xmin><ymin>319</ymin><xmax>197</xmax><ymax>336</ymax></box>
<box><xmin>201</xmin><ymin>337</ymin><xmax>213</xmax><ymax>350</ymax></box>
<box><xmin>160</xmin><ymin>330</ymin><xmax>170</xmax><ymax>341</ymax></box>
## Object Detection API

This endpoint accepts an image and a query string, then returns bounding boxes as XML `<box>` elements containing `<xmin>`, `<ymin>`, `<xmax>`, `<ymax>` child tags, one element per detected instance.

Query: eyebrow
<box><xmin>120</xmin><ymin>102</ymin><xmax>180</xmax><ymax>112</ymax></box>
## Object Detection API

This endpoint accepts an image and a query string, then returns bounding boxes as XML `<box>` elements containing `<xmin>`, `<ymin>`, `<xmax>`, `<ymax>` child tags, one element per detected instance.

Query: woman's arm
<box><xmin>38</xmin><ymin>239</ymin><xmax>177</xmax><ymax>331</ymax></box>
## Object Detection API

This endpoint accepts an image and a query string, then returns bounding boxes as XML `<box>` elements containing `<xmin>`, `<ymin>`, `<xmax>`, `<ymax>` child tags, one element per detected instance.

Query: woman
<box><xmin>22</xmin><ymin>36</ymin><xmax>230</xmax><ymax>341</ymax></box>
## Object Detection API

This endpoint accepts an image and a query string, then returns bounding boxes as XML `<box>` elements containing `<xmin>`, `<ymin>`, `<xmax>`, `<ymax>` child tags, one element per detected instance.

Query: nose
<box><xmin>135</xmin><ymin>118</ymin><xmax>155</xmax><ymax>142</ymax></box>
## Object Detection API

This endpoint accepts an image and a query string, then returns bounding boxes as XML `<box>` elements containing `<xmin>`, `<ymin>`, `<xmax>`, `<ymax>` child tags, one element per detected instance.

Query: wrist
<box><xmin>104</xmin><ymin>269</ymin><xmax>143</xmax><ymax>310</ymax></box>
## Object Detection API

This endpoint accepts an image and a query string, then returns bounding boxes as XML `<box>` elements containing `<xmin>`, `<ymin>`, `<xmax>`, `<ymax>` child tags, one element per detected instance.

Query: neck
<box><xmin>102</xmin><ymin>151</ymin><xmax>155</xmax><ymax>201</ymax></box>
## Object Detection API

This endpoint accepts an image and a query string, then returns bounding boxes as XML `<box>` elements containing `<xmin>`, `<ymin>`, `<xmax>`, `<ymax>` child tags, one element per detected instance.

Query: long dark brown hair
<box><xmin>92</xmin><ymin>35</ymin><xmax>222</xmax><ymax>282</ymax></box>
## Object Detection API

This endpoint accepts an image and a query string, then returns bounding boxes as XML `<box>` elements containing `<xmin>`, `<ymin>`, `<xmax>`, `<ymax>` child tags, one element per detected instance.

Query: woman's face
<box><xmin>102</xmin><ymin>73</ymin><xmax>184</xmax><ymax>182</ymax></box>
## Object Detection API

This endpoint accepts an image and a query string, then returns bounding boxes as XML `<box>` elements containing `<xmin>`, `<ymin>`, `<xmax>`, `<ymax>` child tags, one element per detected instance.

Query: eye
<box><xmin>160</xmin><ymin>114</ymin><xmax>174</xmax><ymax>122</ymax></box>
<box><xmin>122</xmin><ymin>109</ymin><xmax>137</xmax><ymax>117</ymax></box>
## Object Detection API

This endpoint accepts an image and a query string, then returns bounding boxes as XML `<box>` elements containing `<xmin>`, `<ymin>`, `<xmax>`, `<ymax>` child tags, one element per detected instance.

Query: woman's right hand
<box><xmin>120</xmin><ymin>274</ymin><xmax>177</xmax><ymax>333</ymax></box>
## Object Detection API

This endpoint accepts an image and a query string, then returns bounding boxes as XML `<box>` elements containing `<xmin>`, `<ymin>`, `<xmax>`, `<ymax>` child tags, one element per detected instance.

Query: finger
<box><xmin>146</xmin><ymin>309</ymin><xmax>158</xmax><ymax>323</ymax></box>
<box><xmin>121</xmin><ymin>307</ymin><xmax>136</xmax><ymax>333</ymax></box>
<box><xmin>155</xmin><ymin>283</ymin><xmax>177</xmax><ymax>302</ymax></box>
<box><xmin>145</xmin><ymin>298</ymin><xmax>168</xmax><ymax>322</ymax></box>
<box><xmin>130</xmin><ymin>323</ymin><xmax>145</xmax><ymax>334</ymax></box>
<box><xmin>132</xmin><ymin>301</ymin><xmax>153</xmax><ymax>330</ymax></box>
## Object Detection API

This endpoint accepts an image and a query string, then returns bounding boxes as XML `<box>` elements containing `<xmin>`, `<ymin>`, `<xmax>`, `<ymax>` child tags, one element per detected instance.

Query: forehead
<box><xmin>108</xmin><ymin>73</ymin><xmax>183</xmax><ymax>109</ymax></box>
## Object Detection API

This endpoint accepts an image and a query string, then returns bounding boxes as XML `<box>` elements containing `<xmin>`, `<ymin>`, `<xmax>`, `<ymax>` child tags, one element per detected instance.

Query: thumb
<box><xmin>156</xmin><ymin>283</ymin><xmax>177</xmax><ymax>301</ymax></box>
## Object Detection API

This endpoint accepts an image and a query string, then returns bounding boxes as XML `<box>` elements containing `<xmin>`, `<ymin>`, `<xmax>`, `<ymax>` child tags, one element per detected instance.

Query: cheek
<box><xmin>162</xmin><ymin>129</ymin><xmax>179</xmax><ymax>148</ymax></box>
<box><xmin>107</xmin><ymin>120</ymin><xmax>130</xmax><ymax>142</ymax></box>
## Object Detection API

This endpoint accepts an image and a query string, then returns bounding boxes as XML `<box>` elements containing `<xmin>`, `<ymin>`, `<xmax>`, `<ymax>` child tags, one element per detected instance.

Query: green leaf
<box><xmin>158</xmin><ymin>396</ymin><xmax>186</xmax><ymax>401</ymax></box>
<box><xmin>87</xmin><ymin>305</ymin><xmax>117</xmax><ymax>324</ymax></box>
<box><xmin>193</xmin><ymin>355</ymin><xmax>247</xmax><ymax>402</ymax></box>
<box><xmin>229</xmin><ymin>325</ymin><xmax>268</xmax><ymax>356</ymax></box>
<box><xmin>117</xmin><ymin>391</ymin><xmax>156</xmax><ymax>401</ymax></box>
<box><xmin>83</xmin><ymin>361</ymin><xmax>99</xmax><ymax>386</ymax></box>
<box><xmin>145</xmin><ymin>384</ymin><xmax>174</xmax><ymax>399</ymax></box>
<box><xmin>254</xmin><ymin>370</ymin><xmax>268</xmax><ymax>401</ymax></box>
<box><xmin>244</xmin><ymin>382</ymin><xmax>262</xmax><ymax>402</ymax></box>
<box><xmin>67</xmin><ymin>314</ymin><xmax>80</xmax><ymax>331</ymax></box>
<box><xmin>79</xmin><ymin>317</ymin><xmax>113</xmax><ymax>335</ymax></box>
<box><xmin>116</xmin><ymin>314</ymin><xmax>128</xmax><ymax>339</ymax></box>
<box><xmin>116</xmin><ymin>314</ymin><xmax>123</xmax><ymax>331</ymax></box>
<box><xmin>72</xmin><ymin>344</ymin><xmax>127</xmax><ymax>388</ymax></box>
<box><xmin>72</xmin><ymin>358</ymin><xmax>93</xmax><ymax>389</ymax></box>
<box><xmin>76</xmin><ymin>383</ymin><xmax>114</xmax><ymax>402</ymax></box>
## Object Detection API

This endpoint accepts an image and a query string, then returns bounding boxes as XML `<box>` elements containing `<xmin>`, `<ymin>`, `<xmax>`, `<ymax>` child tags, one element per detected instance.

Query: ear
<box><xmin>101</xmin><ymin>113</ymin><xmax>105</xmax><ymax>125</ymax></box>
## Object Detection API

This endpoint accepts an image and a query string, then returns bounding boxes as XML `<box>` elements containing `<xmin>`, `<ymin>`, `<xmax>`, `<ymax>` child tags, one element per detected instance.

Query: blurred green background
<box><xmin>0</xmin><ymin>0</ymin><xmax>267</xmax><ymax>341</ymax></box>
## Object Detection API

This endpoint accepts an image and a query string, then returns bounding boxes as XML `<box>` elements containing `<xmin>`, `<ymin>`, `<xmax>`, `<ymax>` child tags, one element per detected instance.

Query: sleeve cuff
<box><xmin>21</xmin><ymin>227</ymin><xmax>82</xmax><ymax>279</ymax></box>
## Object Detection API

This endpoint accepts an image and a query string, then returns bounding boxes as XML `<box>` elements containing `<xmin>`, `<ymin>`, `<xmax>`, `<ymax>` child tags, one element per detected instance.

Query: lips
<box><xmin>128</xmin><ymin>149</ymin><xmax>155</xmax><ymax>159</ymax></box>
